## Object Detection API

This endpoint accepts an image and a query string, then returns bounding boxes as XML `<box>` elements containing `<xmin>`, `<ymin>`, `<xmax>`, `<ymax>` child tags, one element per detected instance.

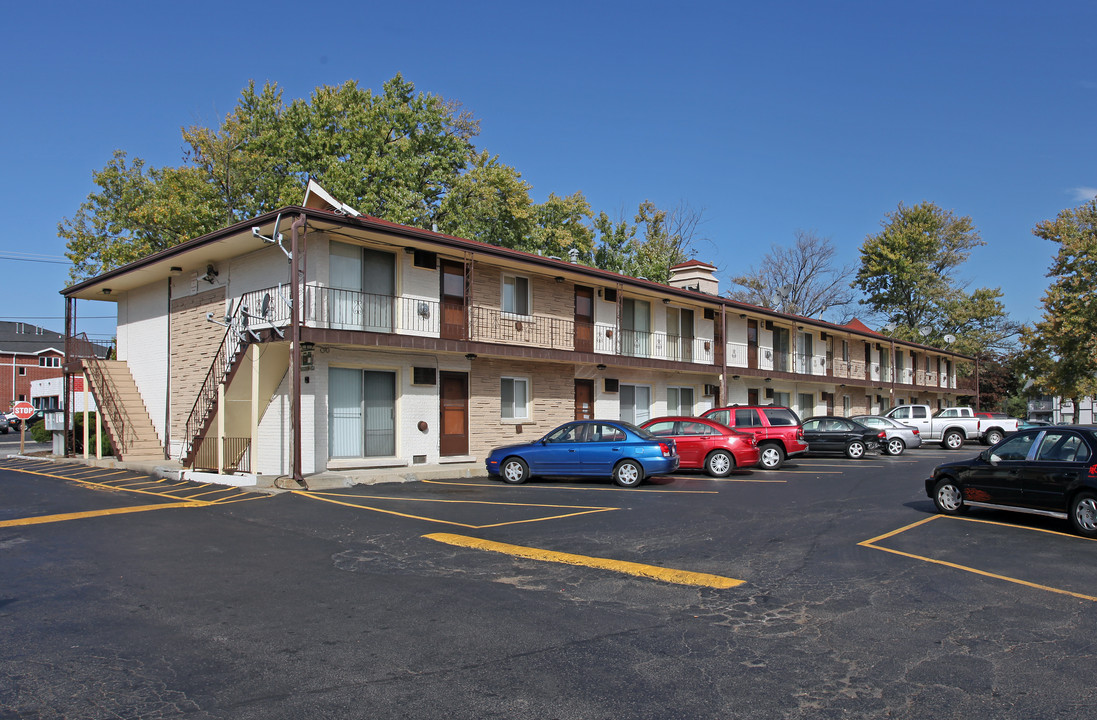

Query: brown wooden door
<box><xmin>574</xmin><ymin>286</ymin><xmax>594</xmax><ymax>353</ymax></box>
<box><xmin>574</xmin><ymin>379</ymin><xmax>594</xmax><ymax>420</ymax></box>
<box><xmin>747</xmin><ymin>320</ymin><xmax>759</xmax><ymax>369</ymax></box>
<box><xmin>747</xmin><ymin>388</ymin><xmax>759</xmax><ymax>405</ymax></box>
<box><xmin>440</xmin><ymin>260</ymin><xmax>466</xmax><ymax>340</ymax></box>
<box><xmin>439</xmin><ymin>371</ymin><xmax>468</xmax><ymax>456</ymax></box>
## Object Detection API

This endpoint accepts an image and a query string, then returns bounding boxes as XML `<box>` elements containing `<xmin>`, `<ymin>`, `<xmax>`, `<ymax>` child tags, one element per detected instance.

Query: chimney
<box><xmin>668</xmin><ymin>260</ymin><xmax>719</xmax><ymax>295</ymax></box>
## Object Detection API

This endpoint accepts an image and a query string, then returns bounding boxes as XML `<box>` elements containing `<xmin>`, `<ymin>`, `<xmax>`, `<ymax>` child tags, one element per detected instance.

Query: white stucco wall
<box><xmin>116</xmin><ymin>281</ymin><xmax>169</xmax><ymax>444</ymax></box>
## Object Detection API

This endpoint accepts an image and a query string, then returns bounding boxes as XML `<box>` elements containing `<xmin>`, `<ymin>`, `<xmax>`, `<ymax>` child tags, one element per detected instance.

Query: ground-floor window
<box><xmin>501</xmin><ymin>377</ymin><xmax>529</xmax><ymax>420</ymax></box>
<box><xmin>620</xmin><ymin>384</ymin><xmax>651</xmax><ymax>424</ymax></box>
<box><xmin>667</xmin><ymin>386</ymin><xmax>694</xmax><ymax>416</ymax></box>
<box><xmin>774</xmin><ymin>391</ymin><xmax>790</xmax><ymax>407</ymax></box>
<box><xmin>843</xmin><ymin>395</ymin><xmax>851</xmax><ymax>416</ymax></box>
<box><xmin>798</xmin><ymin>393</ymin><xmax>813</xmax><ymax>418</ymax></box>
<box><xmin>329</xmin><ymin>368</ymin><xmax>396</xmax><ymax>458</ymax></box>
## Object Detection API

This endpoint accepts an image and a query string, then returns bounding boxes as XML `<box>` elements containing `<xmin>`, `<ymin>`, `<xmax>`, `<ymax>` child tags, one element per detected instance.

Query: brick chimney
<box><xmin>668</xmin><ymin>260</ymin><xmax>719</xmax><ymax>295</ymax></box>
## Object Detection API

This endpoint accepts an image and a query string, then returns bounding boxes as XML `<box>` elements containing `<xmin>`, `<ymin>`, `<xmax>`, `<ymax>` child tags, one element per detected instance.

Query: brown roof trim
<box><xmin>61</xmin><ymin>205</ymin><xmax>973</xmax><ymax>361</ymax></box>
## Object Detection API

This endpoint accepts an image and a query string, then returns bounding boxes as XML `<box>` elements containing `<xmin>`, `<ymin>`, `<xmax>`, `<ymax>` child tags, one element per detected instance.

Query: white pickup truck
<box><xmin>972</xmin><ymin>412</ymin><xmax>1021</xmax><ymax>446</ymax></box>
<box><xmin>884</xmin><ymin>405</ymin><xmax>983</xmax><ymax>449</ymax></box>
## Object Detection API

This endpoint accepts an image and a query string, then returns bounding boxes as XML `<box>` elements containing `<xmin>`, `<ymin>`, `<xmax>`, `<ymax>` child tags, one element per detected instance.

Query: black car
<box><xmin>6</xmin><ymin>409</ymin><xmax>44</xmax><ymax>432</ymax></box>
<box><xmin>800</xmin><ymin>416</ymin><xmax>884</xmax><ymax>459</ymax></box>
<box><xmin>925</xmin><ymin>425</ymin><xmax>1097</xmax><ymax>537</ymax></box>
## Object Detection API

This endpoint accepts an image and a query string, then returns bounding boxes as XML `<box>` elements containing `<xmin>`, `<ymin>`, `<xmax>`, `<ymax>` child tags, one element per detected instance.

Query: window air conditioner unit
<box><xmin>604</xmin><ymin>378</ymin><xmax>619</xmax><ymax>393</ymax></box>
<box><xmin>704</xmin><ymin>384</ymin><xmax>719</xmax><ymax>396</ymax></box>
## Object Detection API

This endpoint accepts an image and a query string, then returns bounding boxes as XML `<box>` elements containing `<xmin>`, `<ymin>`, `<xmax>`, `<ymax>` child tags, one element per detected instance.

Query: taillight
<box><xmin>878</xmin><ymin>431</ymin><xmax>886</xmax><ymax>439</ymax></box>
<box><xmin>912</xmin><ymin>428</ymin><xmax>919</xmax><ymax>435</ymax></box>
<box><xmin>659</xmin><ymin>442</ymin><xmax>673</xmax><ymax>457</ymax></box>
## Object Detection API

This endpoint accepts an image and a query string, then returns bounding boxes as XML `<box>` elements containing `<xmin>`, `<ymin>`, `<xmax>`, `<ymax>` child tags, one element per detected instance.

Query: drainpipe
<box><xmin>64</xmin><ymin>298</ymin><xmax>72</xmax><ymax>457</ymax></box>
<box><xmin>720</xmin><ymin>304</ymin><xmax>727</xmax><ymax>405</ymax></box>
<box><xmin>974</xmin><ymin>355</ymin><xmax>981</xmax><ymax>411</ymax></box>
<box><xmin>164</xmin><ymin>276</ymin><xmax>172</xmax><ymax>459</ymax></box>
<box><xmin>290</xmin><ymin>213</ymin><xmax>306</xmax><ymax>486</ymax></box>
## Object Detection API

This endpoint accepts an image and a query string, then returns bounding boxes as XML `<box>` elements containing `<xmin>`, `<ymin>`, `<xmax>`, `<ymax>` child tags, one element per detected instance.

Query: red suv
<box><xmin>701</xmin><ymin>406</ymin><xmax>808</xmax><ymax>469</ymax></box>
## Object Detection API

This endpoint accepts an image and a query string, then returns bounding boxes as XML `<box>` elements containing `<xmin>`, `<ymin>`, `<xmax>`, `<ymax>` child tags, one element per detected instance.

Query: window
<box><xmin>329</xmin><ymin>368</ymin><xmax>396</xmax><ymax>458</ymax></box>
<box><xmin>329</xmin><ymin>242</ymin><xmax>395</xmax><ymax>332</ymax></box>
<box><xmin>843</xmin><ymin>395</ymin><xmax>851</xmax><ymax>416</ymax></box>
<box><xmin>18</xmin><ymin>367</ymin><xmax>26</xmax><ymax>376</ymax></box>
<box><xmin>620</xmin><ymin>384</ymin><xmax>651</xmax><ymax>424</ymax></box>
<box><xmin>1036</xmin><ymin>432</ymin><xmax>1091</xmax><ymax>463</ymax></box>
<box><xmin>773</xmin><ymin>391</ymin><xmax>790</xmax><ymax>407</ymax></box>
<box><xmin>665</xmin><ymin>307</ymin><xmax>694</xmax><ymax>361</ymax></box>
<box><xmin>667</xmin><ymin>387</ymin><xmax>694</xmax><ymax>416</ymax></box>
<box><xmin>992</xmin><ymin>433</ymin><xmax>1037</xmax><ymax>461</ymax></box>
<box><xmin>734</xmin><ymin>408</ymin><xmax>762</xmax><ymax>427</ymax></box>
<box><xmin>842</xmin><ymin>340</ymin><xmax>850</xmax><ymax>363</ymax></box>
<box><xmin>412</xmin><ymin>249</ymin><xmax>437</xmax><ymax>269</ymax></box>
<box><xmin>645</xmin><ymin>420</ymin><xmax>677</xmax><ymax>437</ymax></box>
<box><xmin>798</xmin><ymin>393</ymin><xmax>813</xmax><ymax>418</ymax></box>
<box><xmin>39</xmin><ymin>357</ymin><xmax>60</xmax><ymax>368</ymax></box>
<box><xmin>501</xmin><ymin>378</ymin><xmax>529</xmax><ymax>420</ymax></box>
<box><xmin>679</xmin><ymin>421</ymin><xmax>716</xmax><ymax>436</ymax></box>
<box><xmin>502</xmin><ymin>275</ymin><xmax>530</xmax><ymax>315</ymax></box>
<box><xmin>621</xmin><ymin>298</ymin><xmax>652</xmax><ymax>357</ymax></box>
<box><xmin>762</xmin><ymin>407</ymin><xmax>800</xmax><ymax>426</ymax></box>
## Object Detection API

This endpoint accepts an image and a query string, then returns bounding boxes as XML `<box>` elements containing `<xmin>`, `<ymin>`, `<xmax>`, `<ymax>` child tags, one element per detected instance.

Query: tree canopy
<box><xmin>853</xmin><ymin>201</ymin><xmax>1018</xmax><ymax>356</ymax></box>
<box><xmin>1019</xmin><ymin>199</ymin><xmax>1097</xmax><ymax>409</ymax></box>
<box><xmin>60</xmin><ymin>75</ymin><xmax>692</xmax><ymax>283</ymax></box>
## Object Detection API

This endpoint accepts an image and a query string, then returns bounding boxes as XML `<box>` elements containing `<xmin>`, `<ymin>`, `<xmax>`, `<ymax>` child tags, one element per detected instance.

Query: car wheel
<box><xmin>1070</xmin><ymin>492</ymin><xmax>1097</xmax><ymax>538</ymax></box>
<box><xmin>984</xmin><ymin>429</ymin><xmax>1004</xmax><ymax>446</ymax></box>
<box><xmin>932</xmin><ymin>477</ymin><xmax>967</xmax><ymax>515</ymax></box>
<box><xmin>845</xmin><ymin>440</ymin><xmax>866</xmax><ymax>459</ymax></box>
<box><xmin>758</xmin><ymin>443</ymin><xmax>785</xmax><ymax>470</ymax></box>
<box><xmin>941</xmin><ymin>430</ymin><xmax>964</xmax><ymax>450</ymax></box>
<box><xmin>501</xmin><ymin>458</ymin><xmax>529</xmax><ymax>484</ymax></box>
<box><xmin>885</xmin><ymin>437</ymin><xmax>905</xmax><ymax>456</ymax></box>
<box><xmin>613</xmin><ymin>460</ymin><xmax>643</xmax><ymax>488</ymax></box>
<box><xmin>705</xmin><ymin>450</ymin><xmax>734</xmax><ymax>478</ymax></box>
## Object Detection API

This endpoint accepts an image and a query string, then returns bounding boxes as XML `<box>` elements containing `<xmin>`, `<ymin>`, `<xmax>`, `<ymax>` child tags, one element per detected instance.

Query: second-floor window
<box><xmin>502</xmin><ymin>275</ymin><xmax>530</xmax><ymax>316</ymax></box>
<box><xmin>39</xmin><ymin>357</ymin><xmax>60</xmax><ymax>368</ymax></box>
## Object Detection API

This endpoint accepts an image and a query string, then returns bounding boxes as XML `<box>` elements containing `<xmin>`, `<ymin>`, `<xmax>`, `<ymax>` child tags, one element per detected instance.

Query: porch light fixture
<box><xmin>596</xmin><ymin>364</ymin><xmax>606</xmax><ymax>370</ymax></box>
<box><xmin>764</xmin><ymin>378</ymin><xmax>771</xmax><ymax>383</ymax></box>
<box><xmin>732</xmin><ymin>375</ymin><xmax>740</xmax><ymax>380</ymax></box>
<box><xmin>101</xmin><ymin>288</ymin><xmax>112</xmax><ymax>295</ymax></box>
<box><xmin>169</xmin><ymin>266</ymin><xmax>183</xmax><ymax>276</ymax></box>
<box><xmin>404</xmin><ymin>247</ymin><xmax>416</xmax><ymax>254</ymax></box>
<box><xmin>465</xmin><ymin>353</ymin><xmax>477</xmax><ymax>360</ymax></box>
<box><xmin>203</xmin><ymin>264</ymin><xmax>219</xmax><ymax>284</ymax></box>
<box><xmin>662</xmin><ymin>298</ymin><xmax>670</xmax><ymax>304</ymax></box>
<box><xmin>555</xmin><ymin>276</ymin><xmax>565</xmax><ymax>283</ymax></box>
<box><xmin>739</xmin><ymin>313</ymin><xmax>747</xmax><ymax>319</ymax></box>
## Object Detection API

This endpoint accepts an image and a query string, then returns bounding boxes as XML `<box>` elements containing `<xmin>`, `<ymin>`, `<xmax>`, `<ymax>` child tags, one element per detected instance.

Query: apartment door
<box><xmin>747</xmin><ymin>388</ymin><xmax>760</xmax><ymax>405</ymax></box>
<box><xmin>439</xmin><ymin>371</ymin><xmax>469</xmax><ymax>456</ymax></box>
<box><xmin>440</xmin><ymin>260</ymin><xmax>467</xmax><ymax>340</ymax></box>
<box><xmin>747</xmin><ymin>319</ymin><xmax>758</xmax><ymax>369</ymax></box>
<box><xmin>574</xmin><ymin>286</ymin><xmax>594</xmax><ymax>353</ymax></box>
<box><xmin>574</xmin><ymin>379</ymin><xmax>594</xmax><ymax>420</ymax></box>
<box><xmin>330</xmin><ymin>243</ymin><xmax>395</xmax><ymax>331</ymax></box>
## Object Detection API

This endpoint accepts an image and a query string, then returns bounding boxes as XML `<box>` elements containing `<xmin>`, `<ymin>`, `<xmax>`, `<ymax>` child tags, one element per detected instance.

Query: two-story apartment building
<box><xmin>60</xmin><ymin>193</ymin><xmax>975</xmax><ymax>483</ymax></box>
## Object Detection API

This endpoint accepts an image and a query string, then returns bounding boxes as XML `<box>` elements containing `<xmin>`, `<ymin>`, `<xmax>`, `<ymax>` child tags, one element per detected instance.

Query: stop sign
<box><xmin>12</xmin><ymin>401</ymin><xmax>34</xmax><ymax>420</ymax></box>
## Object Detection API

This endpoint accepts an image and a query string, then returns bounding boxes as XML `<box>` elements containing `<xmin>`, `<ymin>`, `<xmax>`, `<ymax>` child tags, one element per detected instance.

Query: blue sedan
<box><xmin>485</xmin><ymin>420</ymin><xmax>679</xmax><ymax>487</ymax></box>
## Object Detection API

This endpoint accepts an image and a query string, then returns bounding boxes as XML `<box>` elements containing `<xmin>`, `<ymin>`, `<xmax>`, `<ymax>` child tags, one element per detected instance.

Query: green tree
<box><xmin>1019</xmin><ymin>199</ymin><xmax>1097</xmax><ymax>414</ymax></box>
<box><xmin>592</xmin><ymin>211</ymin><xmax>636</xmax><ymax>275</ymax></box>
<box><xmin>436</xmin><ymin>151</ymin><xmax>535</xmax><ymax>249</ymax></box>
<box><xmin>854</xmin><ymin>201</ymin><xmax>1017</xmax><ymax>355</ymax></box>
<box><xmin>590</xmin><ymin>201</ymin><xmax>700</xmax><ymax>282</ymax></box>
<box><xmin>531</xmin><ymin>191</ymin><xmax>594</xmax><ymax>258</ymax></box>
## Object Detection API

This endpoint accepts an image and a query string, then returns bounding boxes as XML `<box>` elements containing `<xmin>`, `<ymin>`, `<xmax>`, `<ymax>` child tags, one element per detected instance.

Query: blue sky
<box><xmin>3</xmin><ymin>0</ymin><xmax>1094</xmax><ymax>344</ymax></box>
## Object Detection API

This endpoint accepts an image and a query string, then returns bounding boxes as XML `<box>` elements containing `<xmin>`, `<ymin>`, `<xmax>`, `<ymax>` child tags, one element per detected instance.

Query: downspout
<box><xmin>974</xmin><ymin>355</ymin><xmax>981</xmax><ymax>411</ymax></box>
<box><xmin>720</xmin><ymin>304</ymin><xmax>727</xmax><ymax>405</ymax></box>
<box><xmin>64</xmin><ymin>297</ymin><xmax>72</xmax><ymax>458</ymax></box>
<box><xmin>164</xmin><ymin>276</ymin><xmax>172</xmax><ymax>459</ymax></box>
<box><xmin>290</xmin><ymin>213</ymin><xmax>306</xmax><ymax>486</ymax></box>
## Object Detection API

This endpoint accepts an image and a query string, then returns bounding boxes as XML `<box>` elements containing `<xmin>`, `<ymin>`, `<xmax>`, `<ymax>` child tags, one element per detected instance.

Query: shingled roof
<box><xmin>0</xmin><ymin>321</ymin><xmax>109</xmax><ymax>357</ymax></box>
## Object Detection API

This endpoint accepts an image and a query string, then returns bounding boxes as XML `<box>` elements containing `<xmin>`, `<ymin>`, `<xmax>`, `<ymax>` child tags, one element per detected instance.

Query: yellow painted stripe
<box><xmin>0</xmin><ymin>501</ymin><xmax>203</xmax><ymax>527</ymax></box>
<box><xmin>860</xmin><ymin>515</ymin><xmax>1097</xmax><ymax>602</ymax></box>
<box><xmin>424</xmin><ymin>533</ymin><xmax>745</xmax><ymax>589</ymax></box>
<box><xmin>422</xmin><ymin>479</ymin><xmax>718</xmax><ymax>494</ymax></box>
<box><xmin>293</xmin><ymin>491</ymin><xmax>617</xmax><ymax>528</ymax></box>
<box><xmin>0</xmin><ymin>464</ymin><xmax>267</xmax><ymax>505</ymax></box>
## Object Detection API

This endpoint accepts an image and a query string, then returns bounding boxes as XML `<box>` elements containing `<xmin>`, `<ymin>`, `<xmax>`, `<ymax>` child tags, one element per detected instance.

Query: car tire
<box><xmin>932</xmin><ymin>477</ymin><xmax>967</xmax><ymax>515</ymax></box>
<box><xmin>758</xmin><ymin>443</ymin><xmax>785</xmax><ymax>470</ymax></box>
<box><xmin>845</xmin><ymin>441</ymin><xmax>866</xmax><ymax>459</ymax></box>
<box><xmin>983</xmin><ymin>429</ymin><xmax>1004</xmax><ymax>446</ymax></box>
<box><xmin>705</xmin><ymin>450</ymin><xmax>734</xmax><ymax>478</ymax></box>
<box><xmin>501</xmin><ymin>457</ymin><xmax>529</xmax><ymax>484</ymax></box>
<box><xmin>1070</xmin><ymin>492</ymin><xmax>1097</xmax><ymax>538</ymax></box>
<box><xmin>613</xmin><ymin>460</ymin><xmax>643</xmax><ymax>488</ymax></box>
<box><xmin>885</xmin><ymin>437</ymin><xmax>905</xmax><ymax>456</ymax></box>
<box><xmin>941</xmin><ymin>430</ymin><xmax>964</xmax><ymax>450</ymax></box>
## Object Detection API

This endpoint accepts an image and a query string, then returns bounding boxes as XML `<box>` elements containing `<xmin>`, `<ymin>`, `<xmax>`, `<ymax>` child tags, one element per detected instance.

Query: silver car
<box><xmin>852</xmin><ymin>415</ymin><xmax>922</xmax><ymax>456</ymax></box>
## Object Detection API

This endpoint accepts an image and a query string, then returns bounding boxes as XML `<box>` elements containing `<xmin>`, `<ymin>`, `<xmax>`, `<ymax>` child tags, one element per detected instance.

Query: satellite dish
<box><xmin>261</xmin><ymin>293</ymin><xmax>271</xmax><ymax>318</ymax></box>
<box><xmin>883</xmin><ymin>323</ymin><xmax>896</xmax><ymax>332</ymax></box>
<box><xmin>944</xmin><ymin>334</ymin><xmax>956</xmax><ymax>345</ymax></box>
<box><xmin>919</xmin><ymin>327</ymin><xmax>930</xmax><ymax>337</ymax></box>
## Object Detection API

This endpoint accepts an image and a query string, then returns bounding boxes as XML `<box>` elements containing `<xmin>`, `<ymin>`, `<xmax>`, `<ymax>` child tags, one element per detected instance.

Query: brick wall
<box><xmin>168</xmin><ymin>288</ymin><xmax>226</xmax><ymax>441</ymax></box>
<box><xmin>468</xmin><ymin>358</ymin><xmax>574</xmax><ymax>457</ymax></box>
<box><xmin>0</xmin><ymin>351</ymin><xmax>63</xmax><ymax>407</ymax></box>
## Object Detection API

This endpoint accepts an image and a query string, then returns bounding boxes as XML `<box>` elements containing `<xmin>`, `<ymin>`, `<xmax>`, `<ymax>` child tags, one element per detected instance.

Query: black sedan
<box><xmin>925</xmin><ymin>425</ymin><xmax>1097</xmax><ymax>537</ymax></box>
<box><xmin>800</xmin><ymin>416</ymin><xmax>884</xmax><ymax>459</ymax></box>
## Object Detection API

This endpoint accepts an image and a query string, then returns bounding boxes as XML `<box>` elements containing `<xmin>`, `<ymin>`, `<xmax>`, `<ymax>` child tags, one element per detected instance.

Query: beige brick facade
<box><xmin>468</xmin><ymin>358</ymin><xmax>575</xmax><ymax>457</ymax></box>
<box><xmin>168</xmin><ymin>288</ymin><xmax>226</xmax><ymax>440</ymax></box>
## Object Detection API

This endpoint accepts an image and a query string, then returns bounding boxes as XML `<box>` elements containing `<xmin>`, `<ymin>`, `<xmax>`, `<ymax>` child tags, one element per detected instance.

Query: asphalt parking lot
<box><xmin>3</xmin><ymin>446</ymin><xmax>1097</xmax><ymax>719</ymax></box>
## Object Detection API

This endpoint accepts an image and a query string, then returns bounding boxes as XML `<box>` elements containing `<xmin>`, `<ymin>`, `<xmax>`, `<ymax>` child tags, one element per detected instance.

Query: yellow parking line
<box><xmin>294</xmin><ymin>491</ymin><xmax>619</xmax><ymax>528</ymax></box>
<box><xmin>860</xmin><ymin>515</ymin><xmax>1097</xmax><ymax>603</ymax></box>
<box><xmin>0</xmin><ymin>501</ymin><xmax>203</xmax><ymax>527</ymax></box>
<box><xmin>422</xmin><ymin>479</ymin><xmax>718</xmax><ymax>493</ymax></box>
<box><xmin>424</xmin><ymin>533</ymin><xmax>745</xmax><ymax>589</ymax></box>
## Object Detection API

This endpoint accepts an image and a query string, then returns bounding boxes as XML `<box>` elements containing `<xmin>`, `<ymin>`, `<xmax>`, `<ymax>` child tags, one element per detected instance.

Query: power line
<box><xmin>0</xmin><ymin>255</ymin><xmax>70</xmax><ymax>265</ymax></box>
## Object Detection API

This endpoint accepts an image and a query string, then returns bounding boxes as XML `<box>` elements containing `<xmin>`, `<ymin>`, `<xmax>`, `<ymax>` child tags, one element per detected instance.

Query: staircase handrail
<box><xmin>70</xmin><ymin>333</ymin><xmax>136</xmax><ymax>454</ymax></box>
